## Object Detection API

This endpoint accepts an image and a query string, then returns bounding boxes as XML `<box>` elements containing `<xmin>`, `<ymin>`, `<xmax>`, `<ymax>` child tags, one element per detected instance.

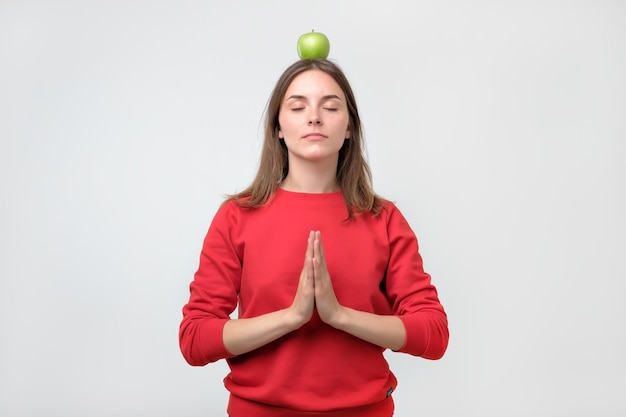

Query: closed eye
<box><xmin>323</xmin><ymin>107</ymin><xmax>337</xmax><ymax>111</ymax></box>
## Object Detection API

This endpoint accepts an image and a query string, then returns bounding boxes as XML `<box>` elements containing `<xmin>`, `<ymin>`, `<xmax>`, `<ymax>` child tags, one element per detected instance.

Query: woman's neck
<box><xmin>280</xmin><ymin>158</ymin><xmax>339</xmax><ymax>193</ymax></box>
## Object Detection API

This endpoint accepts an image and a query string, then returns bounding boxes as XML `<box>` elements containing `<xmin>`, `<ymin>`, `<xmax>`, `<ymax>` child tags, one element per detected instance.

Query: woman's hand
<box><xmin>288</xmin><ymin>230</ymin><xmax>345</xmax><ymax>329</ymax></box>
<box><xmin>312</xmin><ymin>231</ymin><xmax>345</xmax><ymax>327</ymax></box>
<box><xmin>287</xmin><ymin>231</ymin><xmax>316</xmax><ymax>328</ymax></box>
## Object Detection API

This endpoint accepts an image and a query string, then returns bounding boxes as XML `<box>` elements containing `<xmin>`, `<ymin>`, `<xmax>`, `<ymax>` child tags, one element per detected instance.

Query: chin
<box><xmin>296</xmin><ymin>151</ymin><xmax>339</xmax><ymax>162</ymax></box>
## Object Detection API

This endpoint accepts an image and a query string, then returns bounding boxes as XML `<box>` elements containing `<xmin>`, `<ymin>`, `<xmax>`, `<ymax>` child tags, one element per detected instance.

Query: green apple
<box><xmin>297</xmin><ymin>30</ymin><xmax>330</xmax><ymax>60</ymax></box>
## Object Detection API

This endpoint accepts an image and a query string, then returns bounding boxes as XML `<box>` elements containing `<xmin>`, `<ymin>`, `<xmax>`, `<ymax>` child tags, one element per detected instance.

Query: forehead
<box><xmin>283</xmin><ymin>70</ymin><xmax>345</xmax><ymax>100</ymax></box>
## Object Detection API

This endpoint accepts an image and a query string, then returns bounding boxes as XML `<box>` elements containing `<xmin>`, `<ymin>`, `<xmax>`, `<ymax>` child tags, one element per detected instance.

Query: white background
<box><xmin>1</xmin><ymin>1</ymin><xmax>625</xmax><ymax>416</ymax></box>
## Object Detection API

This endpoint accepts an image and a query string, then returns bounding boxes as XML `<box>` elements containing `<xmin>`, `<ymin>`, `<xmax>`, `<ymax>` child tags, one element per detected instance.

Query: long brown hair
<box><xmin>227</xmin><ymin>59</ymin><xmax>384</xmax><ymax>218</ymax></box>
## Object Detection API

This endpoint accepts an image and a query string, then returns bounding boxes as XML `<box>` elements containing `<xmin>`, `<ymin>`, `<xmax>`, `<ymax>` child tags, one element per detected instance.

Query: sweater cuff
<box><xmin>396</xmin><ymin>314</ymin><xmax>429</xmax><ymax>356</ymax></box>
<box><xmin>198</xmin><ymin>318</ymin><xmax>236</xmax><ymax>363</ymax></box>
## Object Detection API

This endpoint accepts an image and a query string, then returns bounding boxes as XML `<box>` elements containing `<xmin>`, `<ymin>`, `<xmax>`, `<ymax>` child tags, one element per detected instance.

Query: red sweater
<box><xmin>179</xmin><ymin>189</ymin><xmax>448</xmax><ymax>416</ymax></box>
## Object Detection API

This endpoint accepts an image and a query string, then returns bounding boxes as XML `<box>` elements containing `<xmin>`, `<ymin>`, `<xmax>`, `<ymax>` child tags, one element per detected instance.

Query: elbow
<box><xmin>422</xmin><ymin>317</ymin><xmax>449</xmax><ymax>360</ymax></box>
<box><xmin>185</xmin><ymin>357</ymin><xmax>211</xmax><ymax>367</ymax></box>
<box><xmin>422</xmin><ymin>335</ymin><xmax>448</xmax><ymax>360</ymax></box>
<box><xmin>181</xmin><ymin>349</ymin><xmax>211</xmax><ymax>367</ymax></box>
<box><xmin>178</xmin><ymin>322</ymin><xmax>212</xmax><ymax>367</ymax></box>
<box><xmin>399</xmin><ymin>312</ymin><xmax>449</xmax><ymax>359</ymax></box>
<box><xmin>179</xmin><ymin>338</ymin><xmax>211</xmax><ymax>367</ymax></box>
<box><xmin>179</xmin><ymin>318</ymin><xmax>231</xmax><ymax>366</ymax></box>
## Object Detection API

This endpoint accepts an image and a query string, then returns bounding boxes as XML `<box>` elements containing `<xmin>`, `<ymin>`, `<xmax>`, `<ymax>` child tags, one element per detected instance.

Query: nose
<box><xmin>307</xmin><ymin>111</ymin><xmax>322</xmax><ymax>125</ymax></box>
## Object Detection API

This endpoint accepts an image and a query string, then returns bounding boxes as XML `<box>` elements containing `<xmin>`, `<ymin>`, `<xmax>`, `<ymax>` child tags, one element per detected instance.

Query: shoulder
<box><xmin>377</xmin><ymin>198</ymin><xmax>401</xmax><ymax>219</ymax></box>
<box><xmin>212</xmin><ymin>193</ymin><xmax>276</xmax><ymax>225</ymax></box>
<box><xmin>210</xmin><ymin>198</ymin><xmax>249</xmax><ymax>227</ymax></box>
<box><xmin>221</xmin><ymin>193</ymin><xmax>252</xmax><ymax>208</ymax></box>
<box><xmin>377</xmin><ymin>199</ymin><xmax>417</xmax><ymax>234</ymax></box>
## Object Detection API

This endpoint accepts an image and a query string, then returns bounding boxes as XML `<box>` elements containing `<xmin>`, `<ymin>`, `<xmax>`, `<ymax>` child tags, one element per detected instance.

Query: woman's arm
<box><xmin>223</xmin><ymin>231</ymin><xmax>317</xmax><ymax>356</ymax></box>
<box><xmin>325</xmin><ymin>307</ymin><xmax>407</xmax><ymax>351</ymax></box>
<box><xmin>311</xmin><ymin>227</ymin><xmax>447</xmax><ymax>357</ymax></box>
<box><xmin>310</xmin><ymin>231</ymin><xmax>406</xmax><ymax>350</ymax></box>
<box><xmin>223</xmin><ymin>308</ymin><xmax>302</xmax><ymax>355</ymax></box>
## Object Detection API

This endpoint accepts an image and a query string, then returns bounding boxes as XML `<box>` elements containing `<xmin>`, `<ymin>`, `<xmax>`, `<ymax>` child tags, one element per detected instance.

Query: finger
<box><xmin>313</xmin><ymin>231</ymin><xmax>328</xmax><ymax>277</ymax></box>
<box><xmin>312</xmin><ymin>232</ymin><xmax>320</xmax><ymax>275</ymax></box>
<box><xmin>303</xmin><ymin>230</ymin><xmax>314</xmax><ymax>266</ymax></box>
<box><xmin>314</xmin><ymin>231</ymin><xmax>326</xmax><ymax>263</ymax></box>
<box><xmin>305</xmin><ymin>232</ymin><xmax>316</xmax><ymax>284</ymax></box>
<box><xmin>312</xmin><ymin>235</ymin><xmax>328</xmax><ymax>288</ymax></box>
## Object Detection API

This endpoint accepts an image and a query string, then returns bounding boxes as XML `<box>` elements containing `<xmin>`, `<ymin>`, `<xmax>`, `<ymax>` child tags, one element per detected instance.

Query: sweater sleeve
<box><xmin>179</xmin><ymin>201</ymin><xmax>242</xmax><ymax>366</ymax></box>
<box><xmin>384</xmin><ymin>204</ymin><xmax>449</xmax><ymax>359</ymax></box>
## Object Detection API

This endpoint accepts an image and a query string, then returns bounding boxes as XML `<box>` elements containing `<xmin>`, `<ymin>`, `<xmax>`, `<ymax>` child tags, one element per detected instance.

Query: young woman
<box><xmin>179</xmin><ymin>59</ymin><xmax>449</xmax><ymax>417</ymax></box>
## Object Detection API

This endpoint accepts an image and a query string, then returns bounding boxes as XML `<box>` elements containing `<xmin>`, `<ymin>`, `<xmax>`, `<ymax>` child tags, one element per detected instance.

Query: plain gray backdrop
<box><xmin>1</xmin><ymin>1</ymin><xmax>625</xmax><ymax>416</ymax></box>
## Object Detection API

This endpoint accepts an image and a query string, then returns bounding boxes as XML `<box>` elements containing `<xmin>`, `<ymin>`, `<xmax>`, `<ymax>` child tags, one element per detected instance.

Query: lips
<box><xmin>303</xmin><ymin>132</ymin><xmax>327</xmax><ymax>140</ymax></box>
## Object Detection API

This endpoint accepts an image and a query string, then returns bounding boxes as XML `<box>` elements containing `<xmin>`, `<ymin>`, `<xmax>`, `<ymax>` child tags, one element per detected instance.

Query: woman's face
<box><xmin>278</xmin><ymin>70</ymin><xmax>350</xmax><ymax>165</ymax></box>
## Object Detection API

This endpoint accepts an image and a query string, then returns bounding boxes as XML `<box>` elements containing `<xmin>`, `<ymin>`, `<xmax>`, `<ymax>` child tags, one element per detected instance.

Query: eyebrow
<box><xmin>285</xmin><ymin>94</ymin><xmax>343</xmax><ymax>102</ymax></box>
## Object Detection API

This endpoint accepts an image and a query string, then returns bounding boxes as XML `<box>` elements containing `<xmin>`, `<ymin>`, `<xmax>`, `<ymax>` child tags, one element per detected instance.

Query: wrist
<box><xmin>326</xmin><ymin>306</ymin><xmax>349</xmax><ymax>330</ymax></box>
<box><xmin>283</xmin><ymin>306</ymin><xmax>309</xmax><ymax>331</ymax></box>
